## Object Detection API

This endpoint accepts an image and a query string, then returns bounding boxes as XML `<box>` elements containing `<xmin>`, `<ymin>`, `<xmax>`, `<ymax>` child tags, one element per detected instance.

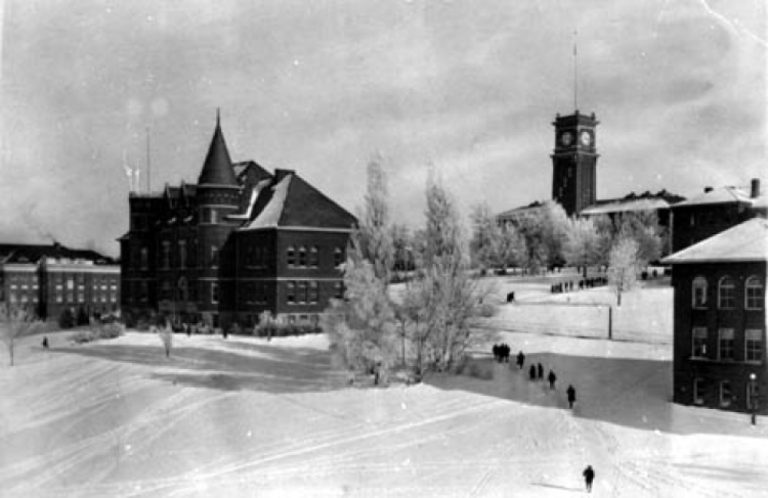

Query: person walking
<box><xmin>547</xmin><ymin>369</ymin><xmax>557</xmax><ymax>390</ymax></box>
<box><xmin>583</xmin><ymin>465</ymin><xmax>595</xmax><ymax>493</ymax></box>
<box><xmin>567</xmin><ymin>384</ymin><xmax>576</xmax><ymax>408</ymax></box>
<box><xmin>529</xmin><ymin>364</ymin><xmax>536</xmax><ymax>380</ymax></box>
<box><xmin>516</xmin><ymin>350</ymin><xmax>525</xmax><ymax>370</ymax></box>
<box><xmin>42</xmin><ymin>336</ymin><xmax>49</xmax><ymax>349</ymax></box>
<box><xmin>537</xmin><ymin>363</ymin><xmax>543</xmax><ymax>379</ymax></box>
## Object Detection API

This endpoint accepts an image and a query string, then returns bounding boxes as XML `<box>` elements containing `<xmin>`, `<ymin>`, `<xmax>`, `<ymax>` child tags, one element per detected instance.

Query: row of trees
<box><xmin>324</xmin><ymin>160</ymin><xmax>492</xmax><ymax>383</ymax></box>
<box><xmin>470</xmin><ymin>201</ymin><xmax>666</xmax><ymax>281</ymax></box>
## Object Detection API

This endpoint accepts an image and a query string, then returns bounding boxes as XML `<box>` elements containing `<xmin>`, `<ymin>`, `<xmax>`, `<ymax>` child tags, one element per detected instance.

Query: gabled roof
<box><xmin>241</xmin><ymin>170</ymin><xmax>356</xmax><ymax>231</ymax></box>
<box><xmin>497</xmin><ymin>201</ymin><xmax>545</xmax><ymax>218</ymax></box>
<box><xmin>197</xmin><ymin>113</ymin><xmax>237</xmax><ymax>187</ymax></box>
<box><xmin>662</xmin><ymin>217</ymin><xmax>768</xmax><ymax>264</ymax></box>
<box><xmin>0</xmin><ymin>243</ymin><xmax>116</xmax><ymax>265</ymax></box>
<box><xmin>581</xmin><ymin>198</ymin><xmax>670</xmax><ymax>216</ymax></box>
<box><xmin>672</xmin><ymin>186</ymin><xmax>752</xmax><ymax>208</ymax></box>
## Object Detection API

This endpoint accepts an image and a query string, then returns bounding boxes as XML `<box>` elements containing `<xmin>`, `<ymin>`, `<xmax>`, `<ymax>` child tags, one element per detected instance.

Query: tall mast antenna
<box><xmin>573</xmin><ymin>29</ymin><xmax>578</xmax><ymax>111</ymax></box>
<box><xmin>146</xmin><ymin>126</ymin><xmax>151</xmax><ymax>193</ymax></box>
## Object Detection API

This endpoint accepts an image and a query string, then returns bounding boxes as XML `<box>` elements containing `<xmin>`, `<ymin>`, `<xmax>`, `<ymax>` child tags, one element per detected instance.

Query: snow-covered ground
<box><xmin>1</xmin><ymin>287</ymin><xmax>767</xmax><ymax>497</ymax></box>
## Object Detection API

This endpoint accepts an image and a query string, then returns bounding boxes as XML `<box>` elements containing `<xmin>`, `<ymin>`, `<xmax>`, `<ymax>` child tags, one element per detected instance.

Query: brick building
<box><xmin>0</xmin><ymin>243</ymin><xmax>119</xmax><ymax>321</ymax></box>
<box><xmin>119</xmin><ymin>114</ymin><xmax>356</xmax><ymax>329</ymax></box>
<box><xmin>662</xmin><ymin>218</ymin><xmax>767</xmax><ymax>414</ymax></box>
<box><xmin>670</xmin><ymin>179</ymin><xmax>766</xmax><ymax>253</ymax></box>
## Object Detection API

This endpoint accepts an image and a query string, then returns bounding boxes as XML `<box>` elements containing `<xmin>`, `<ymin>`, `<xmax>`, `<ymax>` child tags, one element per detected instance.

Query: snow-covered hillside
<box><xmin>1</xmin><ymin>319</ymin><xmax>766</xmax><ymax>497</ymax></box>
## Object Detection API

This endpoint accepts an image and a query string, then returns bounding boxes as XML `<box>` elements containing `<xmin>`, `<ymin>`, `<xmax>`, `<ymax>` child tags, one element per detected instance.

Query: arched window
<box><xmin>286</xmin><ymin>281</ymin><xmax>295</xmax><ymax>304</ymax></box>
<box><xmin>745</xmin><ymin>276</ymin><xmax>764</xmax><ymax>310</ymax></box>
<box><xmin>286</xmin><ymin>246</ymin><xmax>296</xmax><ymax>267</ymax></box>
<box><xmin>692</xmin><ymin>276</ymin><xmax>707</xmax><ymax>308</ymax></box>
<box><xmin>298</xmin><ymin>246</ymin><xmax>307</xmax><ymax>267</ymax></box>
<box><xmin>309</xmin><ymin>246</ymin><xmax>319</xmax><ymax>267</ymax></box>
<box><xmin>178</xmin><ymin>277</ymin><xmax>188</xmax><ymax>302</ymax></box>
<box><xmin>718</xmin><ymin>276</ymin><xmax>735</xmax><ymax>309</ymax></box>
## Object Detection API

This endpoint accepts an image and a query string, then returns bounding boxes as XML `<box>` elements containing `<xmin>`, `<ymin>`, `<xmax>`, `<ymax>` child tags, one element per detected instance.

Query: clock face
<box><xmin>580</xmin><ymin>130</ymin><xmax>592</xmax><ymax>146</ymax></box>
<box><xmin>561</xmin><ymin>132</ymin><xmax>573</xmax><ymax>146</ymax></box>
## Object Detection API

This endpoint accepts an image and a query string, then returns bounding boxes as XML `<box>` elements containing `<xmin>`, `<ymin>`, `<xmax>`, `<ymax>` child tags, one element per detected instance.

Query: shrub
<box><xmin>58</xmin><ymin>308</ymin><xmax>75</xmax><ymax>329</ymax></box>
<box><xmin>70</xmin><ymin>322</ymin><xmax>124</xmax><ymax>344</ymax></box>
<box><xmin>252</xmin><ymin>321</ymin><xmax>321</xmax><ymax>338</ymax></box>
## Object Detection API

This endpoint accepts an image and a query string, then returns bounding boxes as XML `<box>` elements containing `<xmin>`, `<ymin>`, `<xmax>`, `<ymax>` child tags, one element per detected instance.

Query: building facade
<box><xmin>663</xmin><ymin>218</ymin><xmax>767</xmax><ymax>414</ymax></box>
<box><xmin>119</xmin><ymin>114</ymin><xmax>356</xmax><ymax>329</ymax></box>
<box><xmin>670</xmin><ymin>179</ymin><xmax>765</xmax><ymax>253</ymax></box>
<box><xmin>0</xmin><ymin>243</ymin><xmax>119</xmax><ymax>321</ymax></box>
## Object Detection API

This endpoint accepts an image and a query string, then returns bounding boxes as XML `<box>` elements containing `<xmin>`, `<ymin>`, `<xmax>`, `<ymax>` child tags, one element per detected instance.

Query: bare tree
<box><xmin>470</xmin><ymin>203</ymin><xmax>500</xmax><ymax>272</ymax></box>
<box><xmin>0</xmin><ymin>305</ymin><xmax>43</xmax><ymax>367</ymax></box>
<box><xmin>564</xmin><ymin>217</ymin><xmax>601</xmax><ymax>278</ymax></box>
<box><xmin>608</xmin><ymin>237</ymin><xmax>640</xmax><ymax>306</ymax></box>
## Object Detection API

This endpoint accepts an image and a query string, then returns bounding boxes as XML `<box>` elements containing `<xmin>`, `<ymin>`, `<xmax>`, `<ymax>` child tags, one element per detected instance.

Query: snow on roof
<box><xmin>227</xmin><ymin>178</ymin><xmax>271</xmax><ymax>221</ymax></box>
<box><xmin>581</xmin><ymin>198</ymin><xmax>670</xmax><ymax>216</ymax></box>
<box><xmin>662</xmin><ymin>217</ymin><xmax>768</xmax><ymax>264</ymax></box>
<box><xmin>673</xmin><ymin>186</ymin><xmax>752</xmax><ymax>208</ymax></box>
<box><xmin>242</xmin><ymin>175</ymin><xmax>291</xmax><ymax>230</ymax></box>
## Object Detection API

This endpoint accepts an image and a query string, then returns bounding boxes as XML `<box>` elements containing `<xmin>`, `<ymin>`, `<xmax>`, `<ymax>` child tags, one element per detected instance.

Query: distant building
<box><xmin>497</xmin><ymin>109</ymin><xmax>684</xmax><ymax>230</ymax></box>
<box><xmin>662</xmin><ymin>218</ymin><xmax>766</xmax><ymax>414</ymax></box>
<box><xmin>119</xmin><ymin>113</ymin><xmax>356</xmax><ymax>330</ymax></box>
<box><xmin>0</xmin><ymin>243</ymin><xmax>119</xmax><ymax>321</ymax></box>
<box><xmin>580</xmin><ymin>190</ymin><xmax>685</xmax><ymax>228</ymax></box>
<box><xmin>670</xmin><ymin>179</ymin><xmax>766</xmax><ymax>253</ymax></box>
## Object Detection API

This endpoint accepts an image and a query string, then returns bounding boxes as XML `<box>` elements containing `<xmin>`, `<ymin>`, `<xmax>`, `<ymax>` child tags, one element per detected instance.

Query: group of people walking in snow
<box><xmin>492</xmin><ymin>345</ymin><xmax>578</xmax><ymax>409</ymax></box>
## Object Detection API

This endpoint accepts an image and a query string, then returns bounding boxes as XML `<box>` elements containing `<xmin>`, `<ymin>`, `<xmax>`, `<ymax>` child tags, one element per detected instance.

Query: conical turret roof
<box><xmin>197</xmin><ymin>111</ymin><xmax>237</xmax><ymax>186</ymax></box>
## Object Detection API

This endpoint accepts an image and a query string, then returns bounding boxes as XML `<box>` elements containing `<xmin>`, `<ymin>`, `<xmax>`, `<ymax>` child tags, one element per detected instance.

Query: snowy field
<box><xmin>2</xmin><ymin>287</ymin><xmax>768</xmax><ymax>497</ymax></box>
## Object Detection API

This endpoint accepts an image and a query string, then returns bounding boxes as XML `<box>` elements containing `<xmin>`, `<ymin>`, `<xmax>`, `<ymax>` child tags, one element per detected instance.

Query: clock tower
<box><xmin>551</xmin><ymin>110</ymin><xmax>599</xmax><ymax>216</ymax></box>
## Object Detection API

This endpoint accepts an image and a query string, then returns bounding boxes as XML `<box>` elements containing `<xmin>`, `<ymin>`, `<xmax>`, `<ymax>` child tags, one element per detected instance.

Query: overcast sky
<box><xmin>0</xmin><ymin>0</ymin><xmax>765</xmax><ymax>256</ymax></box>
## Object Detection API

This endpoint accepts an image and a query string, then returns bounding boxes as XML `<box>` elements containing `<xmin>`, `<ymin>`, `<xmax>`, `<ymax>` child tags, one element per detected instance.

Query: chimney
<box><xmin>751</xmin><ymin>178</ymin><xmax>760</xmax><ymax>198</ymax></box>
<box><xmin>704</xmin><ymin>186</ymin><xmax>713</xmax><ymax>193</ymax></box>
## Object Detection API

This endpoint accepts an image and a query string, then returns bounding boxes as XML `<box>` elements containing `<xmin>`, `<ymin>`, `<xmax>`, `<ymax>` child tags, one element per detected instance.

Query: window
<box><xmin>718</xmin><ymin>276</ymin><xmax>735</xmax><ymax>309</ymax></box>
<box><xmin>287</xmin><ymin>246</ymin><xmax>296</xmax><ymax>267</ymax></box>
<box><xmin>178</xmin><ymin>277</ymin><xmax>188</xmax><ymax>302</ymax></box>
<box><xmin>298</xmin><ymin>246</ymin><xmax>307</xmax><ymax>267</ymax></box>
<box><xmin>211</xmin><ymin>282</ymin><xmax>219</xmax><ymax>304</ymax></box>
<box><xmin>179</xmin><ymin>241</ymin><xmax>187</xmax><ymax>269</ymax></box>
<box><xmin>745</xmin><ymin>276</ymin><xmax>764</xmax><ymax>310</ymax></box>
<box><xmin>746</xmin><ymin>329</ymin><xmax>763</xmax><ymax>363</ymax></box>
<box><xmin>139</xmin><ymin>281</ymin><xmax>148</xmax><ymax>303</ymax></box>
<box><xmin>333</xmin><ymin>281</ymin><xmax>344</xmax><ymax>299</ymax></box>
<box><xmin>161</xmin><ymin>280</ymin><xmax>171</xmax><ymax>300</ymax></box>
<box><xmin>308</xmin><ymin>281</ymin><xmax>319</xmax><ymax>304</ymax></box>
<box><xmin>286</xmin><ymin>281</ymin><xmax>295</xmax><ymax>304</ymax></box>
<box><xmin>334</xmin><ymin>247</ymin><xmax>344</xmax><ymax>267</ymax></box>
<box><xmin>140</xmin><ymin>247</ymin><xmax>149</xmax><ymax>270</ymax></box>
<box><xmin>719</xmin><ymin>381</ymin><xmax>732</xmax><ymax>407</ymax></box>
<box><xmin>254</xmin><ymin>247</ymin><xmax>262</xmax><ymax>267</ymax></box>
<box><xmin>55</xmin><ymin>284</ymin><xmax>63</xmax><ymax>303</ymax></box>
<box><xmin>718</xmin><ymin>328</ymin><xmax>735</xmax><ymax>360</ymax></box>
<box><xmin>162</xmin><ymin>241</ymin><xmax>171</xmax><ymax>269</ymax></box>
<box><xmin>747</xmin><ymin>380</ymin><xmax>760</xmax><ymax>410</ymax></box>
<box><xmin>309</xmin><ymin>246</ymin><xmax>319</xmax><ymax>267</ymax></box>
<box><xmin>692</xmin><ymin>276</ymin><xmax>707</xmax><ymax>308</ymax></box>
<box><xmin>692</xmin><ymin>327</ymin><xmax>708</xmax><ymax>358</ymax></box>
<box><xmin>693</xmin><ymin>378</ymin><xmax>706</xmax><ymax>405</ymax></box>
<box><xmin>210</xmin><ymin>245</ymin><xmax>219</xmax><ymax>268</ymax></box>
<box><xmin>297</xmin><ymin>281</ymin><xmax>307</xmax><ymax>303</ymax></box>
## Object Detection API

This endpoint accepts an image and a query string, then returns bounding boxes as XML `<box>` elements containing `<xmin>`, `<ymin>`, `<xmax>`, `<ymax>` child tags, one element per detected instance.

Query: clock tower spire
<box><xmin>551</xmin><ymin>110</ymin><xmax>599</xmax><ymax>216</ymax></box>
